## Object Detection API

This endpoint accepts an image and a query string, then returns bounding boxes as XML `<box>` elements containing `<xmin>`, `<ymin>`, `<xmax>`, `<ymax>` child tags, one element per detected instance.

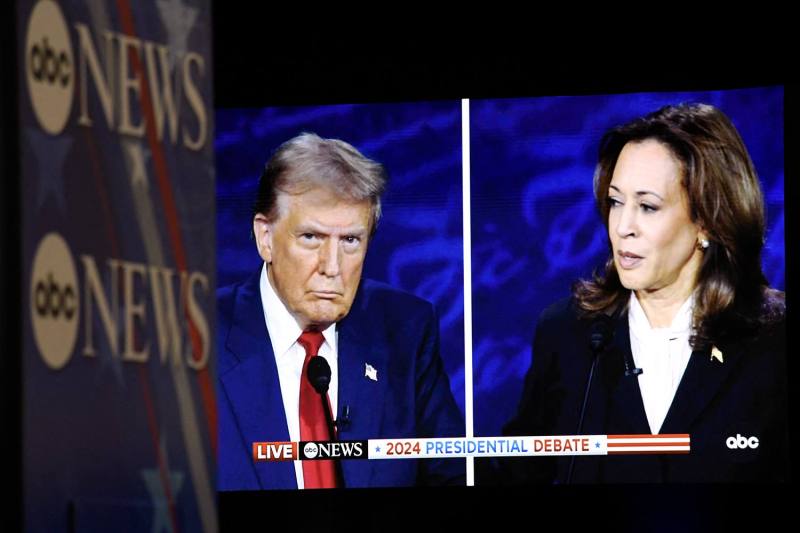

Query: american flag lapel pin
<box><xmin>364</xmin><ymin>363</ymin><xmax>378</xmax><ymax>381</ymax></box>
<box><xmin>710</xmin><ymin>346</ymin><xmax>724</xmax><ymax>363</ymax></box>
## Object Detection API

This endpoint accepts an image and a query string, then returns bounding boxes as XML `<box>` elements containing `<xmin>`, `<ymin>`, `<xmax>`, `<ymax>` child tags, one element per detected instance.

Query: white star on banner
<box><xmin>122</xmin><ymin>139</ymin><xmax>151</xmax><ymax>189</ymax></box>
<box><xmin>26</xmin><ymin>128</ymin><xmax>72</xmax><ymax>214</ymax></box>
<box><xmin>141</xmin><ymin>433</ymin><xmax>185</xmax><ymax>533</ymax></box>
<box><xmin>156</xmin><ymin>0</ymin><xmax>199</xmax><ymax>69</ymax></box>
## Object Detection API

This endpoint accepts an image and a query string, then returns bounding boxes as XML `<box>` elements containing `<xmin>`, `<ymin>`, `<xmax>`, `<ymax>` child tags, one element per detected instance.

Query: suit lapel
<box><xmin>660</xmin><ymin>339</ymin><xmax>742</xmax><ymax>435</ymax></box>
<box><xmin>597</xmin><ymin>307</ymin><xmax>745</xmax><ymax>436</ymax></box>
<box><xmin>220</xmin><ymin>269</ymin><xmax>295</xmax><ymax>489</ymax></box>
<box><xmin>336</xmin><ymin>286</ymin><xmax>389</xmax><ymax>488</ymax></box>
<box><xmin>598</xmin><ymin>311</ymin><xmax>651</xmax><ymax>435</ymax></box>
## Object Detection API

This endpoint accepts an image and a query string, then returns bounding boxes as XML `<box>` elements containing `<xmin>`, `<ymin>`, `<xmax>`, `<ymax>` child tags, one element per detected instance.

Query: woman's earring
<box><xmin>699</xmin><ymin>238</ymin><xmax>710</xmax><ymax>250</ymax></box>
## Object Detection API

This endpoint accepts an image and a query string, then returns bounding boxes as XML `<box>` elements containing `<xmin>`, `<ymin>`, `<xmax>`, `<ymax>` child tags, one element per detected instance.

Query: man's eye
<box><xmin>298</xmin><ymin>233</ymin><xmax>320</xmax><ymax>245</ymax></box>
<box><xmin>343</xmin><ymin>236</ymin><xmax>360</xmax><ymax>244</ymax></box>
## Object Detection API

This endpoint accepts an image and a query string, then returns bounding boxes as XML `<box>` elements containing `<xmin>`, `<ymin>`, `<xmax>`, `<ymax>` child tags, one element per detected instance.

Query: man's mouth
<box><xmin>617</xmin><ymin>250</ymin><xmax>643</xmax><ymax>269</ymax></box>
<box><xmin>309</xmin><ymin>290</ymin><xmax>341</xmax><ymax>299</ymax></box>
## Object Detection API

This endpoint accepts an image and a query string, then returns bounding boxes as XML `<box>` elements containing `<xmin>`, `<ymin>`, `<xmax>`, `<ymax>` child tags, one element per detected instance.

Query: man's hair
<box><xmin>253</xmin><ymin>132</ymin><xmax>388</xmax><ymax>233</ymax></box>
<box><xmin>574</xmin><ymin>103</ymin><xmax>783</xmax><ymax>349</ymax></box>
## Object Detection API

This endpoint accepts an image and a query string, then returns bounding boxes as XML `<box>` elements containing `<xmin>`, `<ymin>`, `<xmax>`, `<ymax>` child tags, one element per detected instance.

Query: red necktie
<box><xmin>297</xmin><ymin>330</ymin><xmax>338</xmax><ymax>489</ymax></box>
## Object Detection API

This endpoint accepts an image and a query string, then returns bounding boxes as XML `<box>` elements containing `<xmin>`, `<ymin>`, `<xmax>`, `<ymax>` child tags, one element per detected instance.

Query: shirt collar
<box><xmin>629</xmin><ymin>290</ymin><xmax>694</xmax><ymax>338</ymax></box>
<box><xmin>259</xmin><ymin>263</ymin><xmax>337</xmax><ymax>358</ymax></box>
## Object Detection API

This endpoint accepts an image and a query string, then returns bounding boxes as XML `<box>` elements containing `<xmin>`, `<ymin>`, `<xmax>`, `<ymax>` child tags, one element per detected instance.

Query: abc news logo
<box><xmin>30</xmin><ymin>233</ymin><xmax>80</xmax><ymax>369</ymax></box>
<box><xmin>25</xmin><ymin>0</ymin><xmax>74</xmax><ymax>135</ymax></box>
<box><xmin>34</xmin><ymin>272</ymin><xmax>77</xmax><ymax>320</ymax></box>
<box><xmin>29</xmin><ymin>231</ymin><xmax>211</xmax><ymax>371</ymax></box>
<box><xmin>253</xmin><ymin>441</ymin><xmax>368</xmax><ymax>462</ymax></box>
<box><xmin>24</xmin><ymin>0</ymin><xmax>208</xmax><ymax>149</ymax></box>
<box><xmin>30</xmin><ymin>36</ymin><xmax>70</xmax><ymax>87</ymax></box>
<box><xmin>726</xmin><ymin>434</ymin><xmax>759</xmax><ymax>450</ymax></box>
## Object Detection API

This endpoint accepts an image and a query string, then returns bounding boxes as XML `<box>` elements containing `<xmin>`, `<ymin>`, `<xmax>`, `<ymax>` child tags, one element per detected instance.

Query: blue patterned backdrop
<box><xmin>216</xmin><ymin>102</ymin><xmax>466</xmax><ymax>414</ymax></box>
<box><xmin>470</xmin><ymin>87</ymin><xmax>785</xmax><ymax>438</ymax></box>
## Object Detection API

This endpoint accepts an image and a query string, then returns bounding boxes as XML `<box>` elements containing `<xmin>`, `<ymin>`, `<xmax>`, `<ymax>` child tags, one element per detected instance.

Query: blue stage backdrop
<box><xmin>216</xmin><ymin>102</ymin><xmax>466</xmax><ymax>415</ymax></box>
<box><xmin>470</xmin><ymin>87</ymin><xmax>785</xmax><ymax>438</ymax></box>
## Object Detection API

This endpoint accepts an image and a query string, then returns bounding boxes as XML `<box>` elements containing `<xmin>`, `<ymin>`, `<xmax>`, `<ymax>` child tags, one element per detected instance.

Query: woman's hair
<box><xmin>573</xmin><ymin>103</ymin><xmax>783</xmax><ymax>349</ymax></box>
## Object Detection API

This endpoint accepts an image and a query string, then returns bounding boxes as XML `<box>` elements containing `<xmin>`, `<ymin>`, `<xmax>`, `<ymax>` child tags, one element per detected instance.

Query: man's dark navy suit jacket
<box><xmin>218</xmin><ymin>269</ymin><xmax>465</xmax><ymax>490</ymax></box>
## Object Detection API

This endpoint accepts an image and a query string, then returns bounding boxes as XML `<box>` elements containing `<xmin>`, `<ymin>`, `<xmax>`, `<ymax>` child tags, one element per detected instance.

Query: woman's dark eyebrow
<box><xmin>608</xmin><ymin>184</ymin><xmax>664</xmax><ymax>201</ymax></box>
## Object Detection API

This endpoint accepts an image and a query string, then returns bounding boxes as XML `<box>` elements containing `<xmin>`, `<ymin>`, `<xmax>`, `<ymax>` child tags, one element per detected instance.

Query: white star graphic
<box><xmin>141</xmin><ymin>434</ymin><xmax>185</xmax><ymax>533</ymax></box>
<box><xmin>156</xmin><ymin>0</ymin><xmax>199</xmax><ymax>70</ymax></box>
<box><xmin>122</xmin><ymin>140</ymin><xmax>151</xmax><ymax>189</ymax></box>
<box><xmin>26</xmin><ymin>128</ymin><xmax>72</xmax><ymax>214</ymax></box>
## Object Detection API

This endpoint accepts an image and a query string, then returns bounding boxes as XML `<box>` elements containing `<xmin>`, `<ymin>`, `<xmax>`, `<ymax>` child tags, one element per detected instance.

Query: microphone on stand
<box><xmin>306</xmin><ymin>356</ymin><xmax>345</xmax><ymax>488</ymax></box>
<box><xmin>566</xmin><ymin>313</ymin><xmax>614</xmax><ymax>484</ymax></box>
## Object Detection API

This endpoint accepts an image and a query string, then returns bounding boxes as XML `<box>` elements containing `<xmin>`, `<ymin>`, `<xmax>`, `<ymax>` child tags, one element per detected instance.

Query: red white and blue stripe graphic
<box><xmin>606</xmin><ymin>434</ymin><xmax>690</xmax><ymax>455</ymax></box>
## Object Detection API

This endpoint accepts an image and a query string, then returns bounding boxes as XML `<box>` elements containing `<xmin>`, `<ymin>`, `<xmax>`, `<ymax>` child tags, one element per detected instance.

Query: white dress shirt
<box><xmin>259</xmin><ymin>263</ymin><xmax>338</xmax><ymax>489</ymax></box>
<box><xmin>628</xmin><ymin>291</ymin><xmax>693</xmax><ymax>435</ymax></box>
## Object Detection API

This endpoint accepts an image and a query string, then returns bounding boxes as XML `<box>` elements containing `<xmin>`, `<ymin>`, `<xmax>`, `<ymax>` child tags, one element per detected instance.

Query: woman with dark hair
<box><xmin>503</xmin><ymin>103</ymin><xmax>787</xmax><ymax>483</ymax></box>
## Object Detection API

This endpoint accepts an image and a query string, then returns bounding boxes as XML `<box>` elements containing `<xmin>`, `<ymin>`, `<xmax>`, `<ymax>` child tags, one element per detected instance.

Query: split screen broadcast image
<box><xmin>216</xmin><ymin>86</ymin><xmax>787</xmax><ymax>489</ymax></box>
<box><xmin>11</xmin><ymin>4</ymin><xmax>790</xmax><ymax>532</ymax></box>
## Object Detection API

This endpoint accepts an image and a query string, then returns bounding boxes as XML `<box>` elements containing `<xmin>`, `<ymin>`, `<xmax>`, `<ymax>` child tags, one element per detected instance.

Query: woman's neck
<box><xmin>635</xmin><ymin>285</ymin><xmax>693</xmax><ymax>328</ymax></box>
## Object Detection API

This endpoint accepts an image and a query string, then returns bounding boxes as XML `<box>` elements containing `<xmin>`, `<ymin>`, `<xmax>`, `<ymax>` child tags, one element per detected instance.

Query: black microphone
<box><xmin>624</xmin><ymin>351</ymin><xmax>643</xmax><ymax>377</ymax></box>
<box><xmin>307</xmin><ymin>356</ymin><xmax>332</xmax><ymax>395</ymax></box>
<box><xmin>567</xmin><ymin>312</ymin><xmax>614</xmax><ymax>484</ymax></box>
<box><xmin>579</xmin><ymin>315</ymin><xmax>613</xmax><ymax>431</ymax></box>
<box><xmin>306</xmin><ymin>356</ymin><xmax>345</xmax><ymax>487</ymax></box>
<box><xmin>306</xmin><ymin>356</ymin><xmax>336</xmax><ymax>439</ymax></box>
<box><xmin>592</xmin><ymin>310</ymin><xmax>641</xmax><ymax>377</ymax></box>
<box><xmin>589</xmin><ymin>313</ymin><xmax>614</xmax><ymax>354</ymax></box>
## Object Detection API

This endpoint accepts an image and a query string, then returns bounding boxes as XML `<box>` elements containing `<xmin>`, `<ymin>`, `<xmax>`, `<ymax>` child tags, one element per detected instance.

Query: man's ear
<box><xmin>253</xmin><ymin>213</ymin><xmax>273</xmax><ymax>263</ymax></box>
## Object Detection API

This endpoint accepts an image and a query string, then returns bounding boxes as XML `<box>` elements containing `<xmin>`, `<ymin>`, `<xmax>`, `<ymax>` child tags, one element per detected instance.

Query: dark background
<box><xmin>1</xmin><ymin>2</ymin><xmax>21</xmax><ymax>532</ymax></box>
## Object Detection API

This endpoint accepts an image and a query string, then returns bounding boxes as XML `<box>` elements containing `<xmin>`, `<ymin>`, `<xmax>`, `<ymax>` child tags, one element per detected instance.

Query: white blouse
<box><xmin>628</xmin><ymin>292</ymin><xmax>694</xmax><ymax>435</ymax></box>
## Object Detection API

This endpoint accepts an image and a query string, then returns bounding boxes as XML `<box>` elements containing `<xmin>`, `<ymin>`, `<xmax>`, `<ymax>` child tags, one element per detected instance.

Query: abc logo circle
<box><xmin>726</xmin><ymin>434</ymin><xmax>759</xmax><ymax>449</ymax></box>
<box><xmin>25</xmin><ymin>0</ymin><xmax>74</xmax><ymax>135</ymax></box>
<box><xmin>30</xmin><ymin>232</ymin><xmax>80</xmax><ymax>369</ymax></box>
<box><xmin>303</xmin><ymin>442</ymin><xmax>319</xmax><ymax>459</ymax></box>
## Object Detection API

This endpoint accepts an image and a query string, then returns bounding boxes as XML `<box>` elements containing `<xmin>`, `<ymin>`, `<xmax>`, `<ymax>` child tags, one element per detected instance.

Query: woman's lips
<box><xmin>618</xmin><ymin>251</ymin><xmax>643</xmax><ymax>269</ymax></box>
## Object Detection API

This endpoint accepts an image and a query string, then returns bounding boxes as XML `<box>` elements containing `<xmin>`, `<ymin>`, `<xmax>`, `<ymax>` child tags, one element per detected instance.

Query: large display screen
<box><xmin>216</xmin><ymin>85</ymin><xmax>786</xmax><ymax>490</ymax></box>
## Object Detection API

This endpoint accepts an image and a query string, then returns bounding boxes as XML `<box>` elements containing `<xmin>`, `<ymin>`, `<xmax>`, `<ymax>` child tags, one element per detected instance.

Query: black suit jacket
<box><xmin>503</xmin><ymin>297</ymin><xmax>789</xmax><ymax>483</ymax></box>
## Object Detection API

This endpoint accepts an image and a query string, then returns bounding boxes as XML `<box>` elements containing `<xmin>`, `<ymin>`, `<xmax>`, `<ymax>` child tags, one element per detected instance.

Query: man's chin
<box><xmin>300</xmin><ymin>303</ymin><xmax>349</xmax><ymax>329</ymax></box>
